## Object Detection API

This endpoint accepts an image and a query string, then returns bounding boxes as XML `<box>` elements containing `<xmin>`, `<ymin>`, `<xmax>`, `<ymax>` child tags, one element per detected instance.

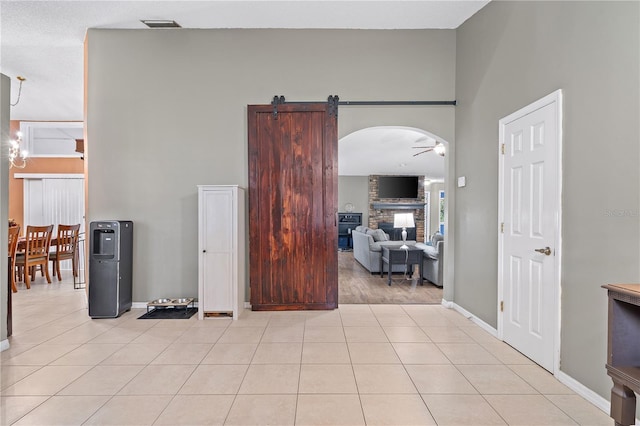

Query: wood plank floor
<box><xmin>338</xmin><ymin>251</ymin><xmax>443</xmax><ymax>304</ymax></box>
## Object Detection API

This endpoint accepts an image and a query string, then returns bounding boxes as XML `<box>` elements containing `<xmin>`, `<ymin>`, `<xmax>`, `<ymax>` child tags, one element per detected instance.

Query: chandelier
<box><xmin>9</xmin><ymin>131</ymin><xmax>28</xmax><ymax>168</ymax></box>
<box><xmin>10</xmin><ymin>76</ymin><xmax>26</xmax><ymax>107</ymax></box>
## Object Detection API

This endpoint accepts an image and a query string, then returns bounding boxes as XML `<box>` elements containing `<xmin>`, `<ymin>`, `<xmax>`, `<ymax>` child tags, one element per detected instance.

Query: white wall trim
<box><xmin>441</xmin><ymin>298</ymin><xmax>453</xmax><ymax>309</ymax></box>
<box><xmin>555</xmin><ymin>370</ymin><xmax>640</xmax><ymax>425</ymax></box>
<box><xmin>14</xmin><ymin>173</ymin><xmax>84</xmax><ymax>179</ymax></box>
<box><xmin>0</xmin><ymin>339</ymin><xmax>9</xmax><ymax>352</ymax></box>
<box><xmin>555</xmin><ymin>370</ymin><xmax>610</xmax><ymax>414</ymax></box>
<box><xmin>442</xmin><ymin>299</ymin><xmax>498</xmax><ymax>338</ymax></box>
<box><xmin>444</xmin><ymin>296</ymin><xmax>623</xmax><ymax>422</ymax></box>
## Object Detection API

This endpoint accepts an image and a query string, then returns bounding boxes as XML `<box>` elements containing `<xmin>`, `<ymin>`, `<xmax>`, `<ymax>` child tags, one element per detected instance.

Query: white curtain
<box><xmin>41</xmin><ymin>179</ymin><xmax>85</xmax><ymax>234</ymax></box>
<box><xmin>24</xmin><ymin>177</ymin><xmax>85</xmax><ymax>272</ymax></box>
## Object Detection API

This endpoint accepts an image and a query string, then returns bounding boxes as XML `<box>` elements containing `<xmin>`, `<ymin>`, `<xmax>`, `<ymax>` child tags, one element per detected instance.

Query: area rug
<box><xmin>138</xmin><ymin>307</ymin><xmax>198</xmax><ymax>319</ymax></box>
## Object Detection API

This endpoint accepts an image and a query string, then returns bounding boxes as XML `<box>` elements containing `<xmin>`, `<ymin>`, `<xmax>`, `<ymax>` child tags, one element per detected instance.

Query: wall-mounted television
<box><xmin>378</xmin><ymin>176</ymin><xmax>419</xmax><ymax>199</ymax></box>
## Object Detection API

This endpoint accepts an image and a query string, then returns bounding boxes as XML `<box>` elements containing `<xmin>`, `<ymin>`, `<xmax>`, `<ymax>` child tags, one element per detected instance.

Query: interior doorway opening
<box><xmin>338</xmin><ymin>125</ymin><xmax>449</xmax><ymax>305</ymax></box>
<box><xmin>7</xmin><ymin>120</ymin><xmax>87</xmax><ymax>291</ymax></box>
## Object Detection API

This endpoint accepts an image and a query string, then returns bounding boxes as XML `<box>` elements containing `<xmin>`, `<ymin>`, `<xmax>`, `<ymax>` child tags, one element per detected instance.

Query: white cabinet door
<box><xmin>198</xmin><ymin>185</ymin><xmax>244</xmax><ymax>320</ymax></box>
<box><xmin>203</xmin><ymin>188</ymin><xmax>232</xmax><ymax>312</ymax></box>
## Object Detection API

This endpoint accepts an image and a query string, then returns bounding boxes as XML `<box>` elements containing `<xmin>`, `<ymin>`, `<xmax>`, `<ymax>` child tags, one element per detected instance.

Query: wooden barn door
<box><xmin>248</xmin><ymin>101</ymin><xmax>338</xmax><ymax>310</ymax></box>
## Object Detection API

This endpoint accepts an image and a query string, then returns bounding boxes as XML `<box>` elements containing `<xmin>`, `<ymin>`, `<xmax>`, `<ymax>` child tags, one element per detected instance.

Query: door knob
<box><xmin>534</xmin><ymin>247</ymin><xmax>552</xmax><ymax>256</ymax></box>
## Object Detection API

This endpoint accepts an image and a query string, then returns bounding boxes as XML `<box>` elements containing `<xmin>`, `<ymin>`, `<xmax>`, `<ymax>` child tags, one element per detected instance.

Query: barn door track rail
<box><xmin>270</xmin><ymin>95</ymin><xmax>457</xmax><ymax>119</ymax></box>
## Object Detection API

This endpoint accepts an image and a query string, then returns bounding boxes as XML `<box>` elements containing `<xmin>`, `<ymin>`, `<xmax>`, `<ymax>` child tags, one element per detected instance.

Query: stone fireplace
<box><xmin>367</xmin><ymin>175</ymin><xmax>426</xmax><ymax>242</ymax></box>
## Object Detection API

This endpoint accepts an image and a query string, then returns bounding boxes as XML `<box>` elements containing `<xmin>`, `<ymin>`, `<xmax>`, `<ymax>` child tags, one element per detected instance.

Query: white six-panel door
<box><xmin>498</xmin><ymin>91</ymin><xmax>562</xmax><ymax>373</ymax></box>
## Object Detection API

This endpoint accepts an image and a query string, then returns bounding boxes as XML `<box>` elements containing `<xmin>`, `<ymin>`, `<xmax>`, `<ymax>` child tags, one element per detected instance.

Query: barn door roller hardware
<box><xmin>270</xmin><ymin>94</ymin><xmax>456</xmax><ymax>119</ymax></box>
<box><xmin>271</xmin><ymin>95</ymin><xmax>340</xmax><ymax>119</ymax></box>
<box><xmin>272</xmin><ymin>95</ymin><xmax>286</xmax><ymax>119</ymax></box>
<box><xmin>328</xmin><ymin>95</ymin><xmax>339</xmax><ymax>117</ymax></box>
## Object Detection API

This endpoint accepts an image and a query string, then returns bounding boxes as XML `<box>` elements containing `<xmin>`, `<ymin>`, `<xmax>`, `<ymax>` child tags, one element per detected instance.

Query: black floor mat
<box><xmin>138</xmin><ymin>307</ymin><xmax>198</xmax><ymax>319</ymax></box>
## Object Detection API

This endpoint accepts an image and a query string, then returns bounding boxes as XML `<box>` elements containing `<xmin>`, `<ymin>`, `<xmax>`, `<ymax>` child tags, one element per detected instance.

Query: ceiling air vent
<box><xmin>141</xmin><ymin>20</ymin><xmax>182</xmax><ymax>28</ymax></box>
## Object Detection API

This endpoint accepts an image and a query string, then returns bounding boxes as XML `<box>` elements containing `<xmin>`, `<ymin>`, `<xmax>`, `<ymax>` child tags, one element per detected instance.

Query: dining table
<box><xmin>15</xmin><ymin>235</ymin><xmax>85</xmax><ymax>290</ymax></box>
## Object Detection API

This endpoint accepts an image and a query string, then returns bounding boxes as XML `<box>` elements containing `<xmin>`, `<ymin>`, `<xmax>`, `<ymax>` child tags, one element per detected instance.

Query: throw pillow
<box><xmin>373</xmin><ymin>229</ymin><xmax>389</xmax><ymax>242</ymax></box>
<box><xmin>366</xmin><ymin>228</ymin><xmax>387</xmax><ymax>242</ymax></box>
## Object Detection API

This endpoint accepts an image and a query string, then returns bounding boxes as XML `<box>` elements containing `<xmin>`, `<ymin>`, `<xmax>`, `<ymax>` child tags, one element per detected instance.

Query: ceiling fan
<box><xmin>412</xmin><ymin>137</ymin><xmax>446</xmax><ymax>157</ymax></box>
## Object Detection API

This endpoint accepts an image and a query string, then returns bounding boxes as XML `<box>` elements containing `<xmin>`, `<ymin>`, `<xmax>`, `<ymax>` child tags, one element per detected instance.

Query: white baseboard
<box><xmin>0</xmin><ymin>339</ymin><xmax>9</xmax><ymax>352</ymax></box>
<box><xmin>441</xmin><ymin>300</ymin><xmax>623</xmax><ymax>422</ymax></box>
<box><xmin>555</xmin><ymin>370</ymin><xmax>610</xmax><ymax>414</ymax></box>
<box><xmin>443</xmin><ymin>299</ymin><xmax>498</xmax><ymax>338</ymax></box>
<box><xmin>441</xmin><ymin>298</ymin><xmax>453</xmax><ymax>309</ymax></box>
<box><xmin>555</xmin><ymin>370</ymin><xmax>640</xmax><ymax>424</ymax></box>
<box><xmin>244</xmin><ymin>302</ymin><xmax>251</xmax><ymax>309</ymax></box>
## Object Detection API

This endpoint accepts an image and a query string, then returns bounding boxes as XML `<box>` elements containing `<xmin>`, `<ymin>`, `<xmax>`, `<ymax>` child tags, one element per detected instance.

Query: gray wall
<box><xmin>338</xmin><ymin>176</ymin><xmax>369</xmax><ymax>227</ymax></box>
<box><xmin>86</xmin><ymin>29</ymin><xmax>456</xmax><ymax>303</ymax></box>
<box><xmin>1</xmin><ymin>74</ymin><xmax>10</xmax><ymax>343</ymax></box>
<box><xmin>455</xmin><ymin>1</ymin><xmax>639</xmax><ymax>399</ymax></box>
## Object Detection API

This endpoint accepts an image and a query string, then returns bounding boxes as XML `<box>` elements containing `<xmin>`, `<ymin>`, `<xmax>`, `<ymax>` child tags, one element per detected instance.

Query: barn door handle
<box><xmin>534</xmin><ymin>247</ymin><xmax>551</xmax><ymax>256</ymax></box>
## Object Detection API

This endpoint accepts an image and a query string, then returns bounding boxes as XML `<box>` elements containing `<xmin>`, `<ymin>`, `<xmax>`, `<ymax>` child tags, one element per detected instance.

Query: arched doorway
<box><xmin>338</xmin><ymin>125</ymin><xmax>450</xmax><ymax>304</ymax></box>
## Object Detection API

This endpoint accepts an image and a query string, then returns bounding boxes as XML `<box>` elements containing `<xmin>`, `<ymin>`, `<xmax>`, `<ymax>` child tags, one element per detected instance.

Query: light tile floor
<box><xmin>1</xmin><ymin>277</ymin><xmax>613</xmax><ymax>425</ymax></box>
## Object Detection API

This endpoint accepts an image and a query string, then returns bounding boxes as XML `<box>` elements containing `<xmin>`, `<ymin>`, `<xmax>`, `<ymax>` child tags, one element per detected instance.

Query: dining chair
<box><xmin>14</xmin><ymin>225</ymin><xmax>54</xmax><ymax>289</ymax></box>
<box><xmin>8</xmin><ymin>225</ymin><xmax>21</xmax><ymax>293</ymax></box>
<box><xmin>50</xmin><ymin>224</ymin><xmax>81</xmax><ymax>281</ymax></box>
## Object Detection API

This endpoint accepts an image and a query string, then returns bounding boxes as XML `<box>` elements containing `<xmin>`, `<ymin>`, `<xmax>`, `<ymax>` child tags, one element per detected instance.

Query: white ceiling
<box><xmin>339</xmin><ymin>126</ymin><xmax>445</xmax><ymax>179</ymax></box>
<box><xmin>0</xmin><ymin>0</ymin><xmax>489</xmax><ymax>177</ymax></box>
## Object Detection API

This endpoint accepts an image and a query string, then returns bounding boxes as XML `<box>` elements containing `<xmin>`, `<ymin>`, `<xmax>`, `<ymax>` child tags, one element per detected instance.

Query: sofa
<box><xmin>415</xmin><ymin>233</ymin><xmax>444</xmax><ymax>287</ymax></box>
<box><xmin>352</xmin><ymin>226</ymin><xmax>417</xmax><ymax>274</ymax></box>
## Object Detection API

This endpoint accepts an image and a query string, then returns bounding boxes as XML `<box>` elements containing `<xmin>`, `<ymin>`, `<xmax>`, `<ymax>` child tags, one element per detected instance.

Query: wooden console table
<box><xmin>603</xmin><ymin>283</ymin><xmax>640</xmax><ymax>426</ymax></box>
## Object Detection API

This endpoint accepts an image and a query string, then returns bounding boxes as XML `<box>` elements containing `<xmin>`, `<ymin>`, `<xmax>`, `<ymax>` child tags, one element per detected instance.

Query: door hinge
<box><xmin>500</xmin><ymin>222</ymin><xmax>504</xmax><ymax>233</ymax></box>
<box><xmin>500</xmin><ymin>300</ymin><xmax>504</xmax><ymax>312</ymax></box>
<box><xmin>501</xmin><ymin>143</ymin><xmax>505</xmax><ymax>155</ymax></box>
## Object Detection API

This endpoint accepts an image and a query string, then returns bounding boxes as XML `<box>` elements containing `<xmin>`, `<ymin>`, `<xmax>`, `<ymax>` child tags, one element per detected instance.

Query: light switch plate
<box><xmin>457</xmin><ymin>176</ymin><xmax>466</xmax><ymax>187</ymax></box>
